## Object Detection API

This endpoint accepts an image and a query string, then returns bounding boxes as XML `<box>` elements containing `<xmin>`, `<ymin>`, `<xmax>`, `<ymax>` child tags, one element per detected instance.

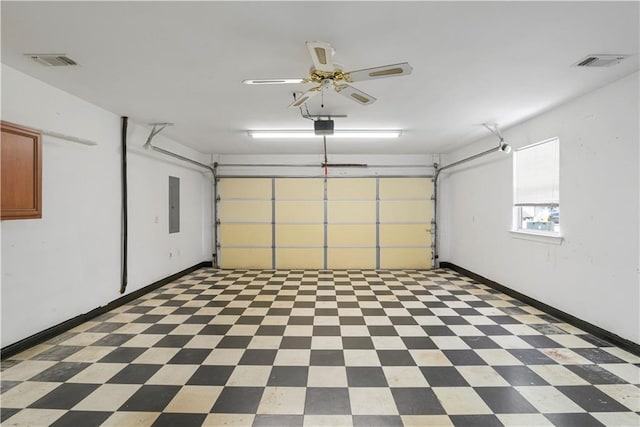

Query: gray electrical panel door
<box><xmin>169</xmin><ymin>176</ymin><xmax>180</xmax><ymax>233</ymax></box>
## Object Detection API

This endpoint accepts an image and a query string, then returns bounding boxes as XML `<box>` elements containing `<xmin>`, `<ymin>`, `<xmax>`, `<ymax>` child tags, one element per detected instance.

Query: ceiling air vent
<box><xmin>26</xmin><ymin>54</ymin><xmax>77</xmax><ymax>67</ymax></box>
<box><xmin>573</xmin><ymin>54</ymin><xmax>629</xmax><ymax>68</ymax></box>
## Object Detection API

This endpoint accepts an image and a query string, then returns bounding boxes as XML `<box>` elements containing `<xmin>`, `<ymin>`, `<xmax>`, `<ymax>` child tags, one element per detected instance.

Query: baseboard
<box><xmin>1</xmin><ymin>261</ymin><xmax>214</xmax><ymax>360</ymax></box>
<box><xmin>439</xmin><ymin>262</ymin><xmax>640</xmax><ymax>356</ymax></box>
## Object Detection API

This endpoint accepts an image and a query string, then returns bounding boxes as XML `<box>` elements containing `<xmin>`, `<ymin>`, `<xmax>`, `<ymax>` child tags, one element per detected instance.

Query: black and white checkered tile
<box><xmin>1</xmin><ymin>269</ymin><xmax>639</xmax><ymax>426</ymax></box>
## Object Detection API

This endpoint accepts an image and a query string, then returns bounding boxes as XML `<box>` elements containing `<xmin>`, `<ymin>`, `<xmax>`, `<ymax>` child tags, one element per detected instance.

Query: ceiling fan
<box><xmin>243</xmin><ymin>41</ymin><xmax>412</xmax><ymax>108</ymax></box>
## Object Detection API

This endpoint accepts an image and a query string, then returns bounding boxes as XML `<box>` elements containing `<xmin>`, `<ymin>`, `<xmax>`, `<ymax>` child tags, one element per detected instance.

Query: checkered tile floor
<box><xmin>2</xmin><ymin>269</ymin><xmax>639</xmax><ymax>426</ymax></box>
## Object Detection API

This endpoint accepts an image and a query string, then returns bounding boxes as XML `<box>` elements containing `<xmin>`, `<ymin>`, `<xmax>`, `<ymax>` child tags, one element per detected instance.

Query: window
<box><xmin>513</xmin><ymin>137</ymin><xmax>560</xmax><ymax>235</ymax></box>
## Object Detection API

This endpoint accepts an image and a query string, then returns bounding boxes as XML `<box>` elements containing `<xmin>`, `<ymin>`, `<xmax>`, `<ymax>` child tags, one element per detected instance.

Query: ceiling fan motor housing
<box><xmin>314</xmin><ymin>119</ymin><xmax>334</xmax><ymax>135</ymax></box>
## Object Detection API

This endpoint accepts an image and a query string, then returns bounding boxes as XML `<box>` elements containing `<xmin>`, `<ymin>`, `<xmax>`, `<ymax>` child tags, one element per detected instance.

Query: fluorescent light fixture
<box><xmin>248</xmin><ymin>130</ymin><xmax>402</xmax><ymax>139</ymax></box>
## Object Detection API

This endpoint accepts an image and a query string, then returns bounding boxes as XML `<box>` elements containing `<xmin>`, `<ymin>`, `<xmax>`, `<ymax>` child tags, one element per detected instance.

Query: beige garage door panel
<box><xmin>327</xmin><ymin>224</ymin><xmax>376</xmax><ymax>247</ymax></box>
<box><xmin>276</xmin><ymin>201</ymin><xmax>324</xmax><ymax>223</ymax></box>
<box><xmin>218</xmin><ymin>176</ymin><xmax>433</xmax><ymax>269</ymax></box>
<box><xmin>221</xmin><ymin>248</ymin><xmax>272</xmax><ymax>269</ymax></box>
<box><xmin>276</xmin><ymin>248</ymin><xmax>324</xmax><ymax>269</ymax></box>
<box><xmin>275</xmin><ymin>178</ymin><xmax>324</xmax><ymax>199</ymax></box>
<box><xmin>219</xmin><ymin>178</ymin><xmax>272</xmax><ymax>199</ymax></box>
<box><xmin>328</xmin><ymin>248</ymin><xmax>376</xmax><ymax>269</ymax></box>
<box><xmin>220</xmin><ymin>200</ymin><xmax>272</xmax><ymax>223</ymax></box>
<box><xmin>381</xmin><ymin>248</ymin><xmax>432</xmax><ymax>269</ymax></box>
<box><xmin>276</xmin><ymin>224</ymin><xmax>324</xmax><ymax>246</ymax></box>
<box><xmin>327</xmin><ymin>178</ymin><xmax>376</xmax><ymax>199</ymax></box>
<box><xmin>379</xmin><ymin>178</ymin><xmax>432</xmax><ymax>199</ymax></box>
<box><xmin>328</xmin><ymin>201</ymin><xmax>376</xmax><ymax>223</ymax></box>
<box><xmin>220</xmin><ymin>224</ymin><xmax>271</xmax><ymax>246</ymax></box>
<box><xmin>380</xmin><ymin>200</ymin><xmax>431</xmax><ymax>223</ymax></box>
<box><xmin>379</xmin><ymin>224</ymin><xmax>431</xmax><ymax>247</ymax></box>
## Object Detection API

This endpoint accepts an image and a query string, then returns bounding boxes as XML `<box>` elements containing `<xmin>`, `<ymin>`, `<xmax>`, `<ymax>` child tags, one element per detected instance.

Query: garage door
<box><xmin>327</xmin><ymin>178</ymin><xmax>377</xmax><ymax>269</ymax></box>
<box><xmin>218</xmin><ymin>178</ymin><xmax>272</xmax><ymax>269</ymax></box>
<box><xmin>275</xmin><ymin>178</ymin><xmax>324</xmax><ymax>269</ymax></box>
<box><xmin>379</xmin><ymin>178</ymin><xmax>432</xmax><ymax>269</ymax></box>
<box><xmin>218</xmin><ymin>177</ymin><xmax>432</xmax><ymax>269</ymax></box>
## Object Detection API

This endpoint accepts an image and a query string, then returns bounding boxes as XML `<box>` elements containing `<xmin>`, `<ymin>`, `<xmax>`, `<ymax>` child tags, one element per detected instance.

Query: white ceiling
<box><xmin>2</xmin><ymin>1</ymin><xmax>638</xmax><ymax>155</ymax></box>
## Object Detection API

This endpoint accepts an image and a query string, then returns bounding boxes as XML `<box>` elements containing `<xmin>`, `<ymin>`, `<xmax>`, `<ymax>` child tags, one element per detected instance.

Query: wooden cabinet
<box><xmin>1</xmin><ymin>121</ymin><xmax>42</xmax><ymax>220</ymax></box>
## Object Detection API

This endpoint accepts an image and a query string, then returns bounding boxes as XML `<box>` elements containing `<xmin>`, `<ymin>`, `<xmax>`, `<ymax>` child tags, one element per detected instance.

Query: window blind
<box><xmin>514</xmin><ymin>138</ymin><xmax>559</xmax><ymax>206</ymax></box>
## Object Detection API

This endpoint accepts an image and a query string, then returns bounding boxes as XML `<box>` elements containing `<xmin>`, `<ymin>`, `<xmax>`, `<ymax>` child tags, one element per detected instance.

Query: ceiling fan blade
<box><xmin>345</xmin><ymin>62</ymin><xmax>412</xmax><ymax>82</ymax></box>
<box><xmin>243</xmin><ymin>78</ymin><xmax>305</xmax><ymax>85</ymax></box>
<box><xmin>336</xmin><ymin>84</ymin><xmax>377</xmax><ymax>106</ymax></box>
<box><xmin>288</xmin><ymin>87</ymin><xmax>321</xmax><ymax>108</ymax></box>
<box><xmin>306</xmin><ymin>41</ymin><xmax>334</xmax><ymax>73</ymax></box>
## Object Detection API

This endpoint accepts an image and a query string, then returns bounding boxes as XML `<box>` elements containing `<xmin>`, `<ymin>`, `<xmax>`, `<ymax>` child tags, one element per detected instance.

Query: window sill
<box><xmin>510</xmin><ymin>230</ymin><xmax>564</xmax><ymax>245</ymax></box>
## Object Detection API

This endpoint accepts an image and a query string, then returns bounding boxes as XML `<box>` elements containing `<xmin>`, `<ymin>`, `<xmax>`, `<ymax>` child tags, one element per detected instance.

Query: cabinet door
<box><xmin>1</xmin><ymin>121</ymin><xmax>42</xmax><ymax>220</ymax></box>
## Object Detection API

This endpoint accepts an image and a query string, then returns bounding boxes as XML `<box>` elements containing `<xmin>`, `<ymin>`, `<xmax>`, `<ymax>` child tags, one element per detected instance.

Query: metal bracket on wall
<box><xmin>143</xmin><ymin>123</ymin><xmax>173</xmax><ymax>149</ymax></box>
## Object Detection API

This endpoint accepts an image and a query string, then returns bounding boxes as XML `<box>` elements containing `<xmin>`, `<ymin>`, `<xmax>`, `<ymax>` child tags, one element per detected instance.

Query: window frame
<box><xmin>512</xmin><ymin>137</ymin><xmax>562</xmax><ymax>239</ymax></box>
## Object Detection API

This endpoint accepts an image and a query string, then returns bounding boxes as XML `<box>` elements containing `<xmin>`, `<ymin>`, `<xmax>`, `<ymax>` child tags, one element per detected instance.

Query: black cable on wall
<box><xmin>120</xmin><ymin>116</ymin><xmax>128</xmax><ymax>294</ymax></box>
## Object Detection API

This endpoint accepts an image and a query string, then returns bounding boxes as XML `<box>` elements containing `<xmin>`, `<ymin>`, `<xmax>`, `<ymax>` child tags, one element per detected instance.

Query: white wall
<box><xmin>126</xmin><ymin>126</ymin><xmax>213</xmax><ymax>290</ymax></box>
<box><xmin>439</xmin><ymin>72</ymin><xmax>639</xmax><ymax>344</ymax></box>
<box><xmin>0</xmin><ymin>65</ymin><xmax>212</xmax><ymax>347</ymax></box>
